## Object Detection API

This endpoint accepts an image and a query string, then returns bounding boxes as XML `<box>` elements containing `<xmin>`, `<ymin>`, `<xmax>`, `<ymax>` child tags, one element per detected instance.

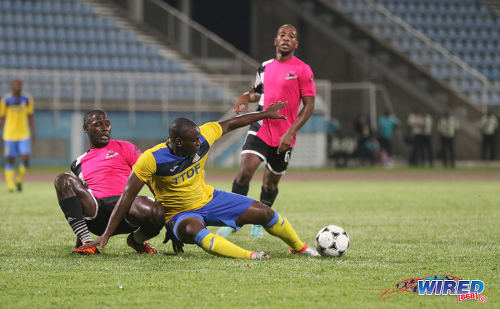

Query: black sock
<box><xmin>59</xmin><ymin>196</ymin><xmax>92</xmax><ymax>244</ymax></box>
<box><xmin>260</xmin><ymin>186</ymin><xmax>278</xmax><ymax>207</ymax></box>
<box><xmin>232</xmin><ymin>180</ymin><xmax>249</xmax><ymax>196</ymax></box>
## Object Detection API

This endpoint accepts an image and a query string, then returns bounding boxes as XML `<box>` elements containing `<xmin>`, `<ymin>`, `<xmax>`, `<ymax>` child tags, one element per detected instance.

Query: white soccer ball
<box><xmin>315</xmin><ymin>225</ymin><xmax>349</xmax><ymax>257</ymax></box>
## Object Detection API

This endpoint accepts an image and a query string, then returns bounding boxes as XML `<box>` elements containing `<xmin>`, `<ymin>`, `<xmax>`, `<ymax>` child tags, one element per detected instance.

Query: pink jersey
<box><xmin>255</xmin><ymin>56</ymin><xmax>316</xmax><ymax>147</ymax></box>
<box><xmin>71</xmin><ymin>140</ymin><xmax>141</xmax><ymax>199</ymax></box>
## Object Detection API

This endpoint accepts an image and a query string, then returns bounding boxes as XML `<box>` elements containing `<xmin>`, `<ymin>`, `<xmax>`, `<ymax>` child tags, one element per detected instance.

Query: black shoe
<box><xmin>16</xmin><ymin>183</ymin><xmax>22</xmax><ymax>192</ymax></box>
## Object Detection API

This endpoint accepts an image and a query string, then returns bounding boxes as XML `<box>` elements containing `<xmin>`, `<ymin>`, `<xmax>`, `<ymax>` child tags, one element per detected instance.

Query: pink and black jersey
<box><xmin>71</xmin><ymin>140</ymin><xmax>141</xmax><ymax>199</ymax></box>
<box><xmin>249</xmin><ymin>56</ymin><xmax>316</xmax><ymax>147</ymax></box>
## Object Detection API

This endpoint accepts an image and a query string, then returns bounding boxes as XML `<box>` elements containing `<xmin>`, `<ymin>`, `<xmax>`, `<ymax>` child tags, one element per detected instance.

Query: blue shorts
<box><xmin>4</xmin><ymin>139</ymin><xmax>31</xmax><ymax>158</ymax></box>
<box><xmin>169</xmin><ymin>190</ymin><xmax>254</xmax><ymax>241</ymax></box>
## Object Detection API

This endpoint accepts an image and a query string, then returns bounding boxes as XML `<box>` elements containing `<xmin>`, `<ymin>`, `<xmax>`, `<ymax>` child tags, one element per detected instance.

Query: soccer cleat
<box><xmin>216</xmin><ymin>226</ymin><xmax>236</xmax><ymax>238</ymax></box>
<box><xmin>16</xmin><ymin>183</ymin><xmax>22</xmax><ymax>192</ymax></box>
<box><xmin>249</xmin><ymin>251</ymin><xmax>271</xmax><ymax>260</ymax></box>
<box><xmin>127</xmin><ymin>233</ymin><xmax>158</xmax><ymax>254</ymax></box>
<box><xmin>71</xmin><ymin>243</ymin><xmax>100</xmax><ymax>255</ymax></box>
<box><xmin>250</xmin><ymin>224</ymin><xmax>263</xmax><ymax>239</ymax></box>
<box><xmin>289</xmin><ymin>244</ymin><xmax>320</xmax><ymax>257</ymax></box>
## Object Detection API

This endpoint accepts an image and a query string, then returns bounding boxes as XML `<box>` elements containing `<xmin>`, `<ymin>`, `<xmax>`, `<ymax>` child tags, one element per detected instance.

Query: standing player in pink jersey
<box><xmin>218</xmin><ymin>24</ymin><xmax>316</xmax><ymax>239</ymax></box>
<box><xmin>54</xmin><ymin>110</ymin><xmax>170</xmax><ymax>255</ymax></box>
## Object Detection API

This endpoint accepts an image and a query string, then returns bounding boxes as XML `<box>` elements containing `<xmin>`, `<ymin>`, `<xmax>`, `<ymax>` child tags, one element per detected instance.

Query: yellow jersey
<box><xmin>0</xmin><ymin>92</ymin><xmax>34</xmax><ymax>141</ymax></box>
<box><xmin>133</xmin><ymin>122</ymin><xmax>223</xmax><ymax>223</ymax></box>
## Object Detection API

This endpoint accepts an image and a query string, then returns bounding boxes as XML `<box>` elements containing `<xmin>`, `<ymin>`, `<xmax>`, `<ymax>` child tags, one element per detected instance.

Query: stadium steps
<box><xmin>479</xmin><ymin>0</ymin><xmax>500</xmax><ymax>17</ymax></box>
<box><xmin>82</xmin><ymin>0</ymin><xmax>198</xmax><ymax>75</ymax></box>
<box><xmin>82</xmin><ymin>0</ymin><xmax>241</xmax><ymax>106</ymax></box>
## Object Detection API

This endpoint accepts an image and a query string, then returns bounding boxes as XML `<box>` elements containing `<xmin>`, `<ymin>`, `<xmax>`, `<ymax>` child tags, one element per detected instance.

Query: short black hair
<box><xmin>277</xmin><ymin>24</ymin><xmax>298</xmax><ymax>37</ymax></box>
<box><xmin>84</xmin><ymin>110</ymin><xmax>107</xmax><ymax>125</ymax></box>
<box><xmin>169</xmin><ymin>117</ymin><xmax>197</xmax><ymax>139</ymax></box>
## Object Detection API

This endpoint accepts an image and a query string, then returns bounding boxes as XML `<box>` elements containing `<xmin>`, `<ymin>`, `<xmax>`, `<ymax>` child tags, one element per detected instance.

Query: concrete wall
<box><xmin>0</xmin><ymin>110</ymin><xmax>222</xmax><ymax>166</ymax></box>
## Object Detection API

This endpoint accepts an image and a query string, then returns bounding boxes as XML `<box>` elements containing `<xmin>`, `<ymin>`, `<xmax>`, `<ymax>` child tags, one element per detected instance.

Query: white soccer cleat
<box><xmin>216</xmin><ymin>226</ymin><xmax>236</xmax><ymax>238</ymax></box>
<box><xmin>250</xmin><ymin>224</ymin><xmax>264</xmax><ymax>239</ymax></box>
<box><xmin>250</xmin><ymin>251</ymin><xmax>271</xmax><ymax>260</ymax></box>
<box><xmin>289</xmin><ymin>244</ymin><xmax>320</xmax><ymax>257</ymax></box>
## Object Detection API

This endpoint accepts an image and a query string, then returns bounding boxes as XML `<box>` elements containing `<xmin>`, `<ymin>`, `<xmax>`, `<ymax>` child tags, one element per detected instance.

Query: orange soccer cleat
<box><xmin>127</xmin><ymin>233</ymin><xmax>158</xmax><ymax>254</ymax></box>
<box><xmin>71</xmin><ymin>243</ymin><xmax>100</xmax><ymax>255</ymax></box>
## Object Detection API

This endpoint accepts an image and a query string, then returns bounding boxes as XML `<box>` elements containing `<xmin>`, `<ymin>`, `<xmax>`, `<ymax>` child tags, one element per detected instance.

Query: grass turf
<box><xmin>0</xmin><ymin>172</ymin><xmax>498</xmax><ymax>308</ymax></box>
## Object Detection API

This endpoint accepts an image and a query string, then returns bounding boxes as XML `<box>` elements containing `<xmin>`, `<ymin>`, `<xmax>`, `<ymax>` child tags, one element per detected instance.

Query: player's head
<box><xmin>11</xmin><ymin>78</ymin><xmax>22</xmax><ymax>96</ymax></box>
<box><xmin>83</xmin><ymin>110</ymin><xmax>111</xmax><ymax>148</ymax></box>
<box><xmin>168</xmin><ymin>117</ymin><xmax>201</xmax><ymax>156</ymax></box>
<box><xmin>274</xmin><ymin>24</ymin><xmax>298</xmax><ymax>56</ymax></box>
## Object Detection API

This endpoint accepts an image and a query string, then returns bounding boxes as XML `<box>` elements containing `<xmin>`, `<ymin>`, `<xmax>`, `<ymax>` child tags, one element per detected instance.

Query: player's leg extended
<box><xmin>16</xmin><ymin>139</ymin><xmax>31</xmax><ymax>191</ymax></box>
<box><xmin>125</xmin><ymin>196</ymin><xmax>165</xmax><ymax>254</ymax></box>
<box><xmin>54</xmin><ymin>173</ymin><xmax>97</xmax><ymax>246</ymax></box>
<box><xmin>236</xmin><ymin>201</ymin><xmax>315</xmax><ymax>255</ymax></box>
<box><xmin>177</xmin><ymin>217</ymin><xmax>262</xmax><ymax>259</ymax></box>
<box><xmin>249</xmin><ymin>162</ymin><xmax>283</xmax><ymax>238</ymax></box>
<box><xmin>217</xmin><ymin>152</ymin><xmax>262</xmax><ymax>238</ymax></box>
<box><xmin>4</xmin><ymin>140</ymin><xmax>17</xmax><ymax>192</ymax></box>
<box><xmin>261</xmin><ymin>168</ymin><xmax>281</xmax><ymax>208</ymax></box>
<box><xmin>233</xmin><ymin>152</ymin><xmax>263</xmax><ymax>195</ymax></box>
<box><xmin>4</xmin><ymin>157</ymin><xmax>16</xmax><ymax>192</ymax></box>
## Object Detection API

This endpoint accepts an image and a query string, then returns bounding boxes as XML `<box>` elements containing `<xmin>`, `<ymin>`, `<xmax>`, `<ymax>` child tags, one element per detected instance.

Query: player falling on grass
<box><xmin>0</xmin><ymin>79</ymin><xmax>36</xmax><ymax>192</ymax></box>
<box><xmin>86</xmin><ymin>102</ymin><xmax>319</xmax><ymax>259</ymax></box>
<box><xmin>217</xmin><ymin>24</ymin><xmax>316</xmax><ymax>239</ymax></box>
<box><xmin>54</xmin><ymin>110</ymin><xmax>177</xmax><ymax>255</ymax></box>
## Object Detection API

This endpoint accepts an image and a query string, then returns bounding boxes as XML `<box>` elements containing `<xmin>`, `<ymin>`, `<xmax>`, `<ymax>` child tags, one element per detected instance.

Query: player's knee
<box><xmin>54</xmin><ymin>173</ymin><xmax>76</xmax><ymax>192</ymax></box>
<box><xmin>131</xmin><ymin>197</ymin><xmax>165</xmax><ymax>230</ymax></box>
<box><xmin>252</xmin><ymin>201</ymin><xmax>274</xmax><ymax>223</ymax></box>
<box><xmin>235</xmin><ymin>173</ymin><xmax>251</xmax><ymax>184</ymax></box>
<box><xmin>176</xmin><ymin>219</ymin><xmax>204</xmax><ymax>244</ymax></box>
<box><xmin>261</xmin><ymin>204</ymin><xmax>275</xmax><ymax>223</ymax></box>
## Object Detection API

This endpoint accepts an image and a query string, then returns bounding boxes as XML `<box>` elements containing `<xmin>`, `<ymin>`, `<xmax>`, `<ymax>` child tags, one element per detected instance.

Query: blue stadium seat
<box><xmin>0</xmin><ymin>0</ymin><xmax>229</xmax><ymax>102</ymax></box>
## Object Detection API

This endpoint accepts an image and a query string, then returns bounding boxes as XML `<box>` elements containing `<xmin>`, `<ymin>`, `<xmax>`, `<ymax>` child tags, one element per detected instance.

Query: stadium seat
<box><xmin>368</xmin><ymin>0</ymin><xmax>500</xmax><ymax>82</ymax></box>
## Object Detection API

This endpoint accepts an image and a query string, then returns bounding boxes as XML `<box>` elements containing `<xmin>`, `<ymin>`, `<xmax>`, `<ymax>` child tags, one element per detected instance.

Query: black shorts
<box><xmin>85</xmin><ymin>195</ymin><xmax>137</xmax><ymax>236</ymax></box>
<box><xmin>242</xmin><ymin>133</ymin><xmax>292</xmax><ymax>175</ymax></box>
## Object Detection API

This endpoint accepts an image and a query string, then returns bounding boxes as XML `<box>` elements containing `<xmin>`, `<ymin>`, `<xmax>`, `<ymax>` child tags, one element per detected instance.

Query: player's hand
<box><xmin>234</xmin><ymin>94</ymin><xmax>250</xmax><ymax>114</ymax></box>
<box><xmin>278</xmin><ymin>130</ymin><xmax>293</xmax><ymax>154</ymax></box>
<box><xmin>83</xmin><ymin>235</ymin><xmax>110</xmax><ymax>251</ymax></box>
<box><xmin>265</xmin><ymin>101</ymin><xmax>288</xmax><ymax>120</ymax></box>
<box><xmin>163</xmin><ymin>225</ymin><xmax>184</xmax><ymax>253</ymax></box>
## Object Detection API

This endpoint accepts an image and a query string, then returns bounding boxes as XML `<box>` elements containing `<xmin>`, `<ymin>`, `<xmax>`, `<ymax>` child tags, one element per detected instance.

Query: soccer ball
<box><xmin>315</xmin><ymin>225</ymin><xmax>349</xmax><ymax>257</ymax></box>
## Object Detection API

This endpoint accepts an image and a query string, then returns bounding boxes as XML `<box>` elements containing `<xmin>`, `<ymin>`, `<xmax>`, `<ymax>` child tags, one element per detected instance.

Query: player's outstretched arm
<box><xmin>83</xmin><ymin>172</ymin><xmax>145</xmax><ymax>251</ymax></box>
<box><xmin>278</xmin><ymin>96</ymin><xmax>315</xmax><ymax>153</ymax></box>
<box><xmin>221</xmin><ymin>101</ymin><xmax>287</xmax><ymax>135</ymax></box>
<box><xmin>233</xmin><ymin>89</ymin><xmax>261</xmax><ymax>114</ymax></box>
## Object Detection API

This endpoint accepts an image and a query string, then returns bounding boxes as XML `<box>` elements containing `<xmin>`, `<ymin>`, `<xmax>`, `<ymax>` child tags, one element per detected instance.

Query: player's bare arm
<box><xmin>85</xmin><ymin>172</ymin><xmax>145</xmax><ymax>250</ymax></box>
<box><xmin>221</xmin><ymin>101</ymin><xmax>287</xmax><ymax>134</ymax></box>
<box><xmin>278</xmin><ymin>96</ymin><xmax>315</xmax><ymax>153</ymax></box>
<box><xmin>234</xmin><ymin>88</ymin><xmax>261</xmax><ymax>114</ymax></box>
<box><xmin>28</xmin><ymin>114</ymin><xmax>36</xmax><ymax>141</ymax></box>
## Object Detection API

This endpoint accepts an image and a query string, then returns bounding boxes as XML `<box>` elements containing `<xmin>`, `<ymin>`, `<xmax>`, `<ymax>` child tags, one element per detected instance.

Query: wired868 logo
<box><xmin>380</xmin><ymin>275</ymin><xmax>487</xmax><ymax>303</ymax></box>
<box><xmin>418</xmin><ymin>277</ymin><xmax>486</xmax><ymax>303</ymax></box>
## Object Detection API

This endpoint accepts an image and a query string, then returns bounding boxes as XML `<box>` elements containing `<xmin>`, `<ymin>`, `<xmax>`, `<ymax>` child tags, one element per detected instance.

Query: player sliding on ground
<box><xmin>86</xmin><ymin>102</ymin><xmax>319</xmax><ymax>259</ymax></box>
<box><xmin>54</xmin><ymin>110</ymin><xmax>180</xmax><ymax>255</ymax></box>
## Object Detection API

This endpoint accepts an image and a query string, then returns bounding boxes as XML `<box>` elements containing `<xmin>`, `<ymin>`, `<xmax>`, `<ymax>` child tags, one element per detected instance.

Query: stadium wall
<box><xmin>0</xmin><ymin>110</ymin><xmax>222</xmax><ymax>166</ymax></box>
<box><xmin>0</xmin><ymin>110</ymin><xmax>326</xmax><ymax>167</ymax></box>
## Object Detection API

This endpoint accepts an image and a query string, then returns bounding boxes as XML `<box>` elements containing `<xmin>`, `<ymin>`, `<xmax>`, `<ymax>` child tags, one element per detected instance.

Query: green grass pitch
<box><xmin>0</xmin><ymin>169</ymin><xmax>498</xmax><ymax>308</ymax></box>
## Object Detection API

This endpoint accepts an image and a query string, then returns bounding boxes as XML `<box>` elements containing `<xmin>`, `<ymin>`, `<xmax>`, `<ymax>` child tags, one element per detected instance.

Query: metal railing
<box><xmin>112</xmin><ymin>0</ymin><xmax>260</xmax><ymax>75</ymax></box>
<box><xmin>0</xmin><ymin>69</ymin><xmax>257</xmax><ymax>122</ymax></box>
